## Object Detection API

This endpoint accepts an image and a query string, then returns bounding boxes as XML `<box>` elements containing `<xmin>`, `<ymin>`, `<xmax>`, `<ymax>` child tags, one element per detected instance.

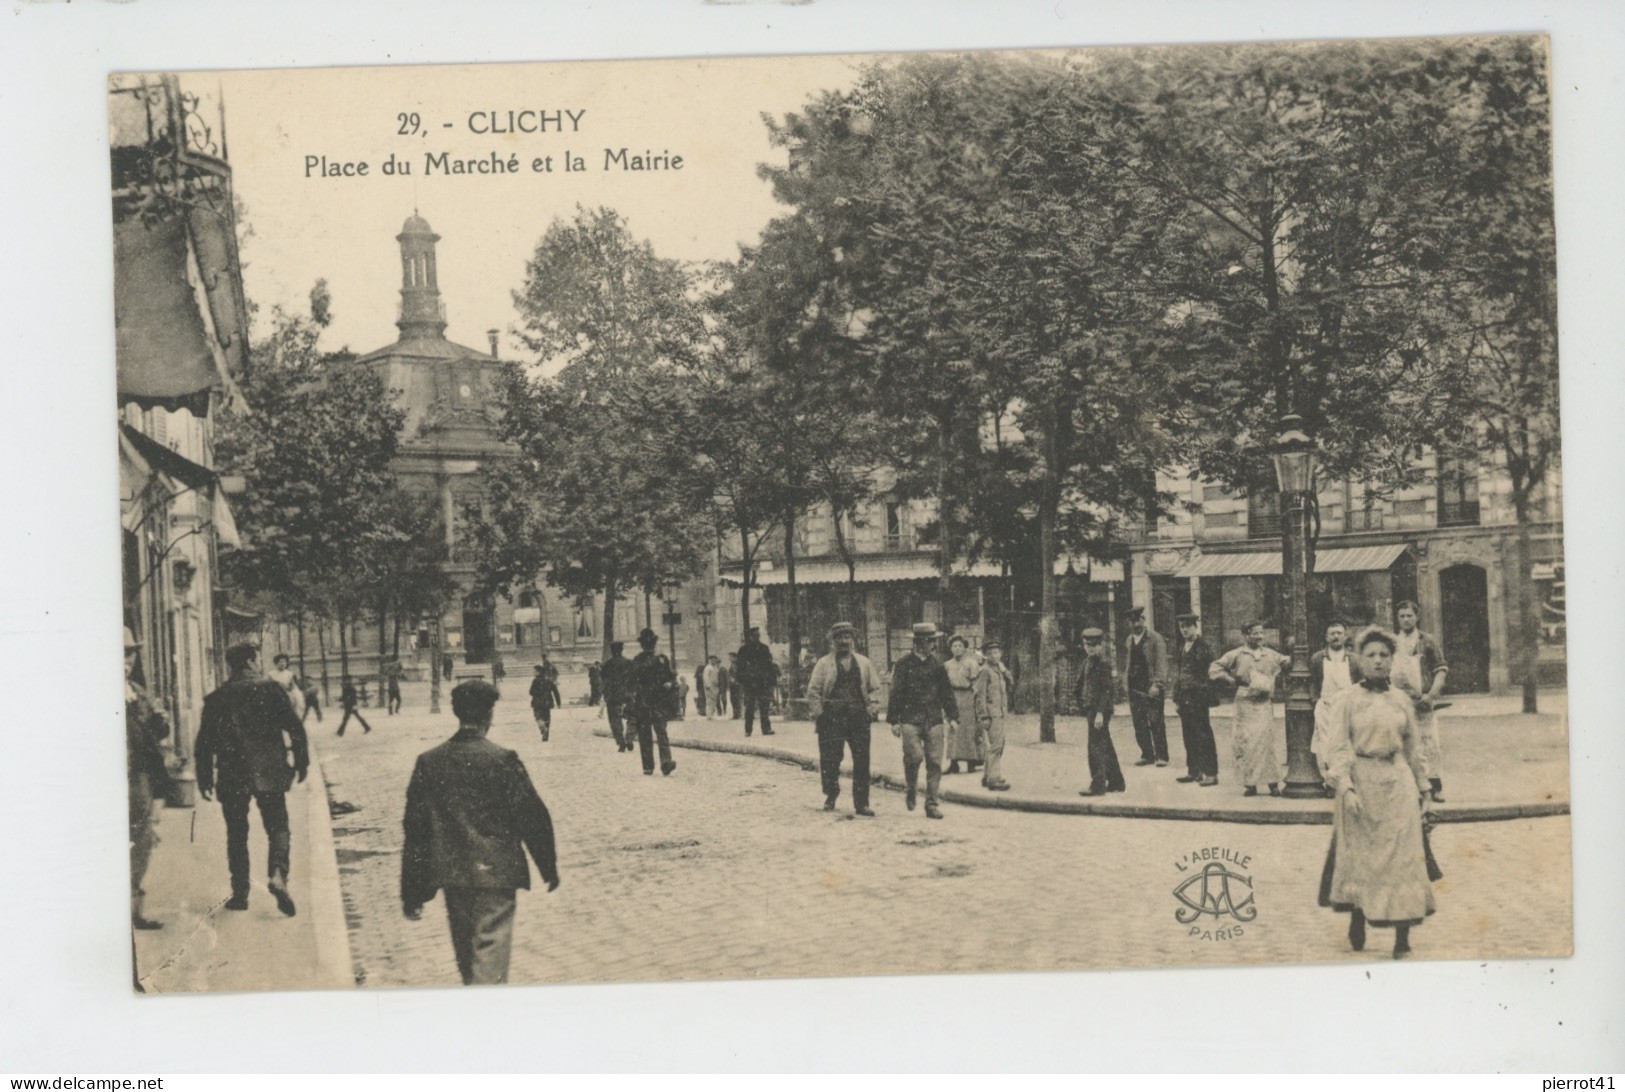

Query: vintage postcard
<box><xmin>114</xmin><ymin>39</ymin><xmax>1569</xmax><ymax>995</ymax></box>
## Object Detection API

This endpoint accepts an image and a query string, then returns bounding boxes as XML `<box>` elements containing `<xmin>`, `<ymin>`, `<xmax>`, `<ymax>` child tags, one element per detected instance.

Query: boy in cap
<box><xmin>886</xmin><ymin>622</ymin><xmax>958</xmax><ymax>818</ymax></box>
<box><xmin>804</xmin><ymin>621</ymin><xmax>883</xmax><ymax>815</ymax></box>
<box><xmin>1075</xmin><ymin>626</ymin><xmax>1125</xmax><ymax>796</ymax></box>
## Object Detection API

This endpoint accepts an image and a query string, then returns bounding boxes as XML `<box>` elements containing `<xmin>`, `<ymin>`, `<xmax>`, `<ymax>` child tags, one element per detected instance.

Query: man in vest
<box><xmin>805</xmin><ymin>621</ymin><xmax>882</xmax><ymax>816</ymax></box>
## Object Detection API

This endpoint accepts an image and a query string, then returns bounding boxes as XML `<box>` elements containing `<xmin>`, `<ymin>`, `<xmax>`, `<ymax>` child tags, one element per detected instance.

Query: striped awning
<box><xmin>1177</xmin><ymin>543</ymin><xmax>1410</xmax><ymax>579</ymax></box>
<box><xmin>725</xmin><ymin>557</ymin><xmax>1005</xmax><ymax>587</ymax></box>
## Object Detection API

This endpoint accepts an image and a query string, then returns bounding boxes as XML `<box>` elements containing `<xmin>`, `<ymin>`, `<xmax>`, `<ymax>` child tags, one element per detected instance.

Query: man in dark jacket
<box><xmin>195</xmin><ymin>643</ymin><xmax>310</xmax><ymax>915</ymax></box>
<box><xmin>401</xmin><ymin>679</ymin><xmax>558</xmax><ymax>986</ymax></box>
<box><xmin>1172</xmin><ymin>613</ymin><xmax>1220</xmax><ymax>787</ymax></box>
<box><xmin>336</xmin><ymin>675</ymin><xmax>372</xmax><ymax>736</ymax></box>
<box><xmin>1075</xmin><ymin>626</ymin><xmax>1125</xmax><ymax>796</ymax></box>
<box><xmin>529</xmin><ymin>664</ymin><xmax>557</xmax><ymax>741</ymax></box>
<box><xmin>886</xmin><ymin>622</ymin><xmax>958</xmax><ymax>818</ymax></box>
<box><xmin>600</xmin><ymin>641</ymin><xmax>633</xmax><ymax>752</ymax></box>
<box><xmin>735</xmin><ymin>627</ymin><xmax>777</xmax><ymax>737</ymax></box>
<box><xmin>628</xmin><ymin>628</ymin><xmax>678</xmax><ymax>776</ymax></box>
<box><xmin>1120</xmin><ymin>606</ymin><xmax>1172</xmax><ymax>768</ymax></box>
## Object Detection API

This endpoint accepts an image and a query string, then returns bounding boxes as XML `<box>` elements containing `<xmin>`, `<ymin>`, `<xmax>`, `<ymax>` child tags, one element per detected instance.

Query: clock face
<box><xmin>459</xmin><ymin>383</ymin><xmax>472</xmax><ymax>399</ymax></box>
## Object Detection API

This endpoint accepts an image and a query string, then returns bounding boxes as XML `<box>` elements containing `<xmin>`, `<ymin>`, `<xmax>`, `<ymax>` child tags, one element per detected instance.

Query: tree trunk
<box><xmin>295</xmin><ymin>611</ymin><xmax>307</xmax><ymax>678</ymax></box>
<box><xmin>392</xmin><ymin>611</ymin><xmax>402</xmax><ymax>660</ymax></box>
<box><xmin>739</xmin><ymin>529</ymin><xmax>755</xmax><ymax>632</ymax></box>
<box><xmin>316</xmin><ymin>618</ymin><xmax>330</xmax><ymax>703</ymax></box>
<box><xmin>377</xmin><ymin>597</ymin><xmax>389</xmax><ymax>709</ymax></box>
<box><xmin>1037</xmin><ymin>488</ymin><xmax>1059</xmax><ymax>743</ymax></box>
<box><xmin>784</xmin><ymin>510</ymin><xmax>802</xmax><ymax>697</ymax></box>
<box><xmin>338</xmin><ymin>611</ymin><xmax>351</xmax><ymax>685</ymax></box>
<box><xmin>601</xmin><ymin>568</ymin><xmax>617</xmax><ymax>663</ymax></box>
<box><xmin>1511</xmin><ymin>496</ymin><xmax>1541</xmax><ymax>713</ymax></box>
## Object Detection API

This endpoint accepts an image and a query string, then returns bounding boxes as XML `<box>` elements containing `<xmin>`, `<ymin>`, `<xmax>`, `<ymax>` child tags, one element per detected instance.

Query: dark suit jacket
<box><xmin>887</xmin><ymin>652</ymin><xmax>956</xmax><ymax>727</ymax></box>
<box><xmin>735</xmin><ymin>640</ymin><xmax>776</xmax><ymax>690</ymax></box>
<box><xmin>195</xmin><ymin>675</ymin><xmax>309</xmax><ymax>796</ymax></box>
<box><xmin>600</xmin><ymin>655</ymin><xmax>631</xmax><ymax>703</ymax></box>
<box><xmin>1172</xmin><ymin>635</ymin><xmax>1217</xmax><ymax>706</ymax></box>
<box><xmin>1119</xmin><ymin>628</ymin><xmax>1171</xmax><ymax>695</ymax></box>
<box><xmin>1310</xmin><ymin>648</ymin><xmax>1364</xmax><ymax>700</ymax></box>
<box><xmin>1074</xmin><ymin>650</ymin><xmax>1116</xmax><ymax>716</ymax></box>
<box><xmin>401</xmin><ymin>730</ymin><xmax>558</xmax><ymax>907</ymax></box>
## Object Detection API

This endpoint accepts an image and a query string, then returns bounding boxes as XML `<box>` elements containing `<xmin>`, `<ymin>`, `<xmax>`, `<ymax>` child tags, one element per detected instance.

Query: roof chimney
<box><xmin>487</xmin><ymin>329</ymin><xmax>500</xmax><ymax>358</ymax></box>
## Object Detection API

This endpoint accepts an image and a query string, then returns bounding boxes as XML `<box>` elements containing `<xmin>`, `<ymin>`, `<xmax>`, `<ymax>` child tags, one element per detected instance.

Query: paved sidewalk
<box><xmin>132</xmin><ymin>737</ymin><xmax>353</xmax><ymax>994</ymax></box>
<box><xmin>629</xmin><ymin>693</ymin><xmax>1569</xmax><ymax>824</ymax></box>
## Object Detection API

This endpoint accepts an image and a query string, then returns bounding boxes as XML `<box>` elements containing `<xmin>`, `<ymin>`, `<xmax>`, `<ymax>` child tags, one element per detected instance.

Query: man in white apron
<box><xmin>1392</xmin><ymin>601</ymin><xmax>1449</xmax><ymax>802</ymax></box>
<box><xmin>1310</xmin><ymin>621</ymin><xmax>1359</xmax><ymax>789</ymax></box>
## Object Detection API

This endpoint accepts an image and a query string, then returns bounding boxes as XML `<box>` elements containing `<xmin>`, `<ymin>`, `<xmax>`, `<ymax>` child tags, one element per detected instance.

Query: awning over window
<box><xmin>120</xmin><ymin>423</ymin><xmax>217</xmax><ymax>490</ymax></box>
<box><xmin>725</xmin><ymin>557</ymin><xmax>1004</xmax><ymax>587</ymax></box>
<box><xmin>1176</xmin><ymin>543</ymin><xmax>1411</xmax><ymax>579</ymax></box>
<box><xmin>115</xmin><ymin>215</ymin><xmax>219</xmax><ymax>415</ymax></box>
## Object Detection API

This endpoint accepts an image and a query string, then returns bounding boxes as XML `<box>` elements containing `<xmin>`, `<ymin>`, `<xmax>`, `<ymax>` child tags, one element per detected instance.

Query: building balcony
<box><xmin>882</xmin><ymin>532</ymin><xmax>916</xmax><ymax>553</ymax></box>
<box><xmin>1438</xmin><ymin>499</ymin><xmax>1481</xmax><ymax>527</ymax></box>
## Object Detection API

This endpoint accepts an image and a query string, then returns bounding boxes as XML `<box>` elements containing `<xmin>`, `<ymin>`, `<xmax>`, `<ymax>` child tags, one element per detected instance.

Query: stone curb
<box><xmin>303</xmin><ymin>736</ymin><xmax>359</xmax><ymax>989</ymax></box>
<box><xmin>596</xmin><ymin>728</ymin><xmax>1569</xmax><ymax>826</ymax></box>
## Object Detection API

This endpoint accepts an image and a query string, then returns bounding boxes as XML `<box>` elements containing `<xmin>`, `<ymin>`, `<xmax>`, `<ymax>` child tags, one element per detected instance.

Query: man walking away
<box><xmin>336</xmin><ymin>675</ymin><xmax>372</xmax><ymax>736</ymax></box>
<box><xmin>600</xmin><ymin>641</ymin><xmax>633</xmax><ymax>752</ymax></box>
<box><xmin>1076</xmin><ymin>627</ymin><xmax>1125</xmax><ymax>796</ymax></box>
<box><xmin>529</xmin><ymin>664</ymin><xmax>557</xmax><ymax>741</ymax></box>
<box><xmin>587</xmin><ymin>661</ymin><xmax>603</xmax><ymax>707</ymax></box>
<box><xmin>402</xmin><ymin>680</ymin><xmax>559</xmax><ymax>986</ymax></box>
<box><xmin>805</xmin><ymin>621</ymin><xmax>882</xmax><ymax>816</ymax></box>
<box><xmin>887</xmin><ymin>622</ymin><xmax>958</xmax><ymax>819</ymax></box>
<box><xmin>628</xmin><ymin>628</ymin><xmax>678</xmax><ymax>776</ymax></box>
<box><xmin>736</xmin><ymin>627</ymin><xmax>777</xmax><ymax>737</ymax></box>
<box><xmin>387</xmin><ymin>661</ymin><xmax>403</xmax><ymax>715</ymax></box>
<box><xmin>1172</xmin><ymin>613</ymin><xmax>1220</xmax><ymax>787</ymax></box>
<box><xmin>1121</xmin><ymin>606</ymin><xmax>1171</xmax><ymax>768</ymax></box>
<box><xmin>194</xmin><ymin>643</ymin><xmax>309</xmax><ymax>916</ymax></box>
<box><xmin>973</xmin><ymin>639</ymin><xmax>1014</xmax><ymax>791</ymax></box>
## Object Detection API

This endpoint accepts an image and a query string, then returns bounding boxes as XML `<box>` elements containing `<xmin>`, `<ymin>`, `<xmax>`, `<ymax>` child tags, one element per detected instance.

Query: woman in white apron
<box><xmin>1209</xmin><ymin>620</ymin><xmax>1290</xmax><ymax>796</ymax></box>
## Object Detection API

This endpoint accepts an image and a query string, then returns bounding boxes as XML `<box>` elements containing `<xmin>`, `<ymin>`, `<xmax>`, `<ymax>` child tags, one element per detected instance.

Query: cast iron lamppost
<box><xmin>661</xmin><ymin>575</ymin><xmax>682</xmax><ymax>672</ymax></box>
<box><xmin>696</xmin><ymin>602</ymin><xmax>712</xmax><ymax>665</ymax></box>
<box><xmin>1273</xmin><ymin>414</ymin><xmax>1325</xmax><ymax>798</ymax></box>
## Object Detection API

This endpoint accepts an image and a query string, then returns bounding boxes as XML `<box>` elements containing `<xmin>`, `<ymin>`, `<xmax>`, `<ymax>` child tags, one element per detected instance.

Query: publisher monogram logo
<box><xmin>1173</xmin><ymin>847</ymin><xmax>1256</xmax><ymax>940</ymax></box>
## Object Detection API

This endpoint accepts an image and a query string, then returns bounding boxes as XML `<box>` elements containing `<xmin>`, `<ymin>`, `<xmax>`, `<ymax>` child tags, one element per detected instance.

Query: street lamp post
<box><xmin>1273</xmin><ymin>414</ymin><xmax>1325</xmax><ymax>798</ymax></box>
<box><xmin>696</xmin><ymin>602</ymin><xmax>712</xmax><ymax>665</ymax></box>
<box><xmin>661</xmin><ymin>575</ymin><xmax>682</xmax><ymax>672</ymax></box>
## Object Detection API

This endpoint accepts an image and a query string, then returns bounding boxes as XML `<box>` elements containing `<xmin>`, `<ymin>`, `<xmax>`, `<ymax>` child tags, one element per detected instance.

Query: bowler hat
<box><xmin>637</xmin><ymin>627</ymin><xmax>659</xmax><ymax>646</ymax></box>
<box><xmin>1081</xmin><ymin>626</ymin><xmax>1106</xmax><ymax>641</ymax></box>
<box><xmin>911</xmin><ymin>622</ymin><xmax>939</xmax><ymax>640</ymax></box>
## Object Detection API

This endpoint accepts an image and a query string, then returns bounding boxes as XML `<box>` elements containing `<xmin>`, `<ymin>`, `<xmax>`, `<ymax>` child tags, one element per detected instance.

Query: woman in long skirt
<box><xmin>943</xmin><ymin>636</ymin><xmax>984</xmax><ymax>775</ymax></box>
<box><xmin>1209</xmin><ymin>620</ymin><xmax>1289</xmax><ymax>796</ymax></box>
<box><xmin>1319</xmin><ymin>627</ymin><xmax>1435</xmax><ymax>959</ymax></box>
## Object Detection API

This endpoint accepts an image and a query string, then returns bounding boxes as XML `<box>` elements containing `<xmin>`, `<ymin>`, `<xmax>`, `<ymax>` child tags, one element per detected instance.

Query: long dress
<box><xmin>945</xmin><ymin>652</ymin><xmax>985</xmax><ymax>764</ymax></box>
<box><xmin>1321</xmin><ymin>683</ymin><xmax>1435</xmax><ymax>925</ymax></box>
<box><xmin>1209</xmin><ymin>645</ymin><xmax>1289</xmax><ymax>788</ymax></box>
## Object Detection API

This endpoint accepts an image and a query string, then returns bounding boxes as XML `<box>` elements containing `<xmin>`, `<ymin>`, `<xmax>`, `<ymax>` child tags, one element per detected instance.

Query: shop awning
<box><xmin>115</xmin><ymin>216</ymin><xmax>219</xmax><ymax>415</ymax></box>
<box><xmin>1177</xmin><ymin>543</ymin><xmax>1411</xmax><ymax>579</ymax></box>
<box><xmin>725</xmin><ymin>557</ymin><xmax>1004</xmax><ymax>587</ymax></box>
<box><xmin>120</xmin><ymin>423</ymin><xmax>217</xmax><ymax>490</ymax></box>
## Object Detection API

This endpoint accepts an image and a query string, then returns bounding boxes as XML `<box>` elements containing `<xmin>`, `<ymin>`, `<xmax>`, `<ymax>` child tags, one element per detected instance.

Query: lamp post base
<box><xmin>1281</xmin><ymin>699</ymin><xmax>1325</xmax><ymax>798</ymax></box>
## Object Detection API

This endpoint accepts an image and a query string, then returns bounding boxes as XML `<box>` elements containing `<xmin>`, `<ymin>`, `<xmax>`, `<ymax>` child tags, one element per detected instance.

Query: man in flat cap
<box><xmin>1172</xmin><ymin>613</ymin><xmax>1220</xmax><ymax>787</ymax></box>
<box><xmin>886</xmin><ymin>622</ymin><xmax>958</xmax><ymax>818</ymax></box>
<box><xmin>402</xmin><ymin>678</ymin><xmax>559</xmax><ymax>986</ymax></box>
<box><xmin>805</xmin><ymin>621</ymin><xmax>882</xmax><ymax>815</ymax></box>
<box><xmin>125</xmin><ymin>626</ymin><xmax>170</xmax><ymax>931</ymax></box>
<box><xmin>627</xmin><ymin>628</ymin><xmax>678</xmax><ymax>776</ymax></box>
<box><xmin>1120</xmin><ymin>606</ymin><xmax>1171</xmax><ymax>768</ymax></box>
<box><xmin>195</xmin><ymin>643</ymin><xmax>309</xmax><ymax>915</ymax></box>
<box><xmin>972</xmin><ymin>638</ymin><xmax>1014</xmax><ymax>791</ymax></box>
<box><xmin>735</xmin><ymin>625</ymin><xmax>778</xmax><ymax>738</ymax></box>
<box><xmin>1075</xmin><ymin>626</ymin><xmax>1125</xmax><ymax>796</ymax></box>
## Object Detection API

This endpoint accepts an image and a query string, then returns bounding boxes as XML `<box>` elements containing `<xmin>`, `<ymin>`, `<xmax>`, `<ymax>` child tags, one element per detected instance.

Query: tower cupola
<box><xmin>396</xmin><ymin>212</ymin><xmax>447</xmax><ymax>339</ymax></box>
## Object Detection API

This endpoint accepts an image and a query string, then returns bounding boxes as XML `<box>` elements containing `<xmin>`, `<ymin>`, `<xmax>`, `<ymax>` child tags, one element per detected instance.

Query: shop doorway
<box><xmin>1438</xmin><ymin>563</ymin><xmax>1490</xmax><ymax>693</ymax></box>
<box><xmin>461</xmin><ymin>594</ymin><xmax>494</xmax><ymax>665</ymax></box>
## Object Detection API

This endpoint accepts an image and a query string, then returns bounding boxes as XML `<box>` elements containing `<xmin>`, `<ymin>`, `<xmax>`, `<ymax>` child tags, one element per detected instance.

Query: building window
<box><xmin>1436</xmin><ymin>454</ymin><xmax>1481</xmax><ymax>526</ymax></box>
<box><xmin>1246</xmin><ymin>492</ymin><xmax>1281</xmax><ymax>538</ymax></box>
<box><xmin>575</xmin><ymin>595</ymin><xmax>594</xmax><ymax>638</ymax></box>
<box><xmin>1347</xmin><ymin>495</ymin><xmax>1385</xmax><ymax>532</ymax></box>
<box><xmin>883</xmin><ymin>502</ymin><xmax>913</xmax><ymax>552</ymax></box>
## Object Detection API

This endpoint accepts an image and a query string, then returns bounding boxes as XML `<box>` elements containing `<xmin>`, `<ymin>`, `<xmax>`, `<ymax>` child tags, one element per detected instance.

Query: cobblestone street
<box><xmin>315</xmin><ymin>692</ymin><xmax>1571</xmax><ymax>990</ymax></box>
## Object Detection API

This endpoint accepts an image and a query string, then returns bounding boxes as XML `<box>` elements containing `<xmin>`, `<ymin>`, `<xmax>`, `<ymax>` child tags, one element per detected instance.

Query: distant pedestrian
<box><xmin>1311</xmin><ymin>620</ymin><xmax>1361</xmax><ymax>784</ymax></box>
<box><xmin>194</xmin><ymin>643</ymin><xmax>309</xmax><ymax>916</ymax></box>
<box><xmin>1075</xmin><ymin>626</ymin><xmax>1125</xmax><ymax>796</ymax></box>
<box><xmin>972</xmin><ymin>639</ymin><xmax>1013</xmax><ymax>792</ymax></box>
<box><xmin>806</xmin><ymin>621</ymin><xmax>882</xmax><ymax>816</ymax></box>
<box><xmin>587</xmin><ymin>661</ymin><xmax>603</xmax><ymax>707</ymax></box>
<box><xmin>600</xmin><ymin>642</ymin><xmax>633</xmax><ymax>752</ymax></box>
<box><xmin>402</xmin><ymin>679</ymin><xmax>559</xmax><ymax>986</ymax></box>
<box><xmin>1393</xmin><ymin>602</ymin><xmax>1449</xmax><ymax>803</ymax></box>
<box><xmin>1318</xmin><ymin>627</ymin><xmax>1437</xmax><ymax>960</ymax></box>
<box><xmin>299</xmin><ymin>675</ymin><xmax>322</xmax><ymax>723</ymax></box>
<box><xmin>693</xmin><ymin>663</ymin><xmax>707</xmax><ymax>718</ymax></box>
<box><xmin>336</xmin><ymin>675</ymin><xmax>373</xmax><ymax>736</ymax></box>
<box><xmin>538</xmin><ymin>654</ymin><xmax>562</xmax><ymax>709</ymax></box>
<box><xmin>701</xmin><ymin>656</ymin><xmax>720</xmax><ymax>719</ymax></box>
<box><xmin>675</xmin><ymin>672</ymin><xmax>689</xmax><ymax>720</ymax></box>
<box><xmin>1210</xmin><ymin>620</ymin><xmax>1289</xmax><ymax>796</ymax></box>
<box><xmin>886</xmin><ymin>622</ymin><xmax>957</xmax><ymax>819</ymax></box>
<box><xmin>714</xmin><ymin>656</ymin><xmax>731</xmax><ymax>717</ymax></box>
<box><xmin>627</xmin><ymin>628</ymin><xmax>678</xmax><ymax>776</ymax></box>
<box><xmin>125</xmin><ymin>627</ymin><xmax>170</xmax><ymax>931</ymax></box>
<box><xmin>491</xmin><ymin>654</ymin><xmax>506</xmax><ymax>685</ymax></box>
<box><xmin>1121</xmin><ymin>606</ymin><xmax>1171</xmax><ymax>768</ymax></box>
<box><xmin>727</xmin><ymin>653</ymin><xmax>743</xmax><ymax>720</ymax></box>
<box><xmin>735</xmin><ymin>627</ymin><xmax>777</xmax><ymax>737</ymax></box>
<box><xmin>943</xmin><ymin>636</ymin><xmax>984</xmax><ymax>776</ymax></box>
<box><xmin>529</xmin><ymin>664</ymin><xmax>557</xmax><ymax>741</ymax></box>
<box><xmin>387</xmin><ymin>668</ymin><xmax>402</xmax><ymax>715</ymax></box>
<box><xmin>1172</xmin><ymin>613</ymin><xmax>1220</xmax><ymax>787</ymax></box>
<box><xmin>267</xmin><ymin>653</ymin><xmax>306</xmax><ymax>719</ymax></box>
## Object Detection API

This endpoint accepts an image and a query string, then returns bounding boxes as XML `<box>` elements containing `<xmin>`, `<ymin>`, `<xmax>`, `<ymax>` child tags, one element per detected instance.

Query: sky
<box><xmin>200</xmin><ymin>54</ymin><xmax>865</xmax><ymax>360</ymax></box>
